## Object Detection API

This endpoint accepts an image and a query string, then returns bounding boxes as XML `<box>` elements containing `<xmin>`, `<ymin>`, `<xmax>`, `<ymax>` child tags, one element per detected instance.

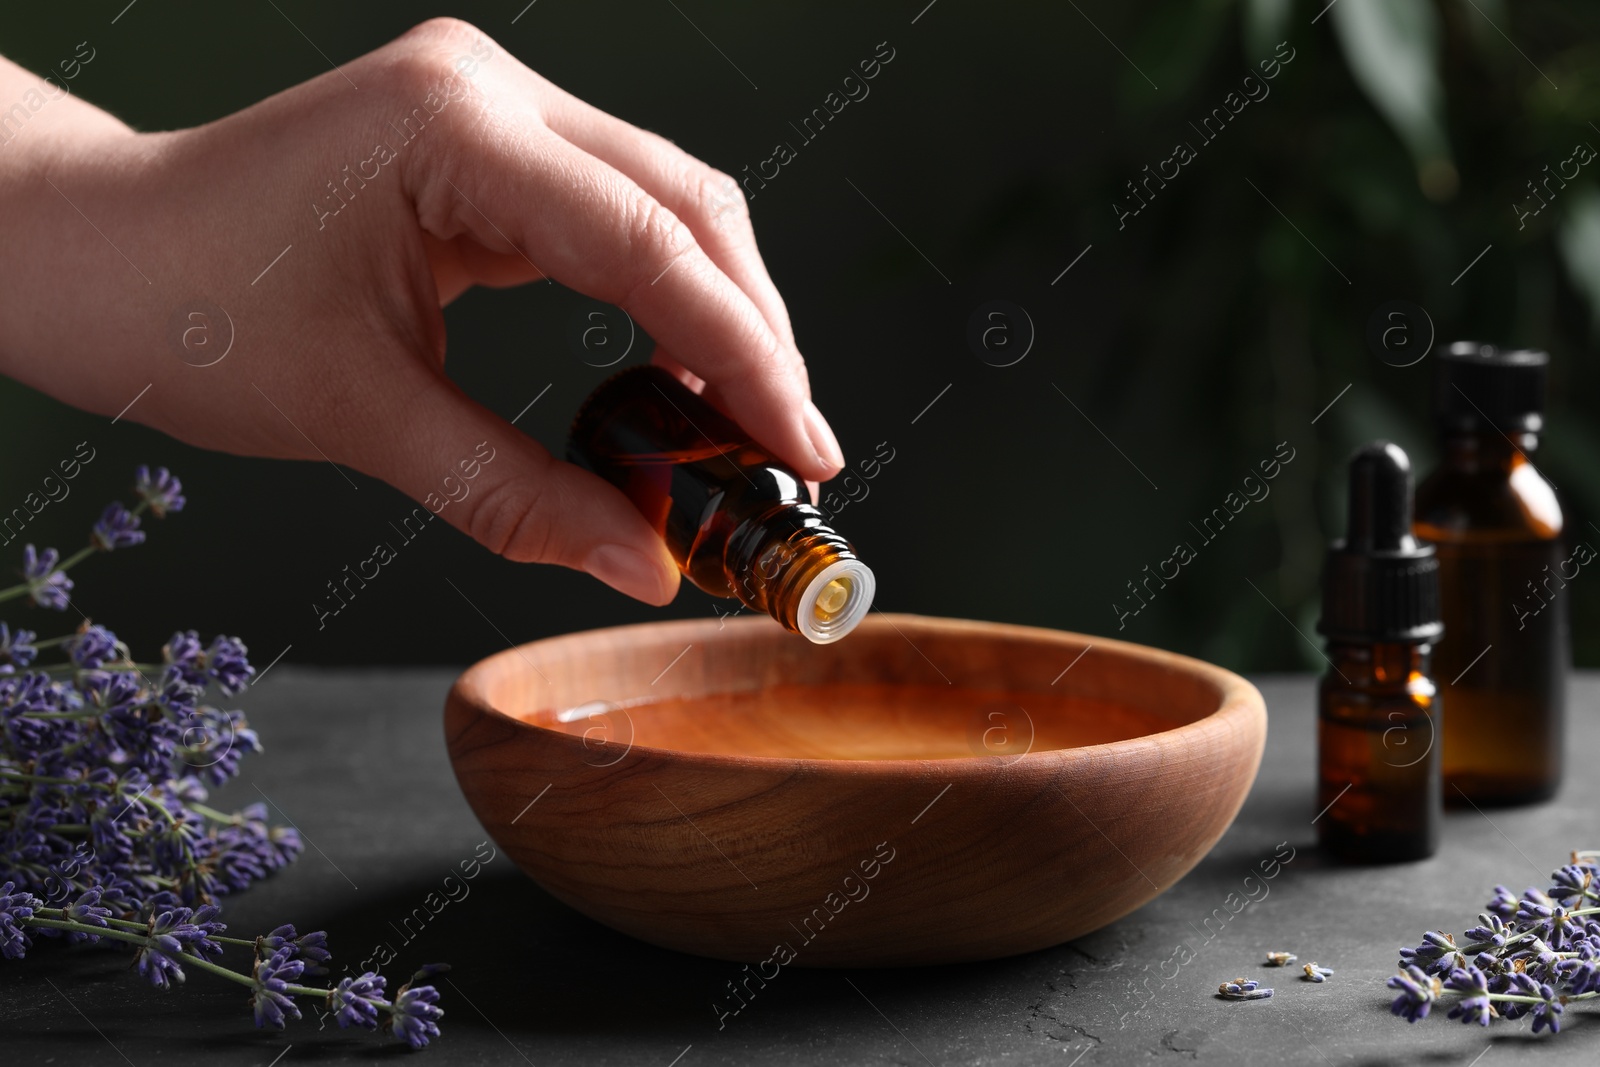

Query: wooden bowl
<box><xmin>444</xmin><ymin>614</ymin><xmax>1266</xmax><ymax>967</ymax></box>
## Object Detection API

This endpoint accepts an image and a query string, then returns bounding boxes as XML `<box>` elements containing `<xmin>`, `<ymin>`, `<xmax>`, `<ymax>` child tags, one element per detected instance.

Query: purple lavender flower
<box><xmin>1462</xmin><ymin>913</ymin><xmax>1508</xmax><ymax>950</ymax></box>
<box><xmin>1521</xmin><ymin>886</ymin><xmax>1556</xmax><ymax>910</ymax></box>
<box><xmin>64</xmin><ymin>887</ymin><xmax>112</xmax><ymax>927</ymax></box>
<box><xmin>255</xmin><ymin>924</ymin><xmax>329</xmax><ymax>974</ymax></box>
<box><xmin>1400</xmin><ymin>931</ymin><xmax>1465</xmax><ymax>976</ymax></box>
<box><xmin>134</xmin><ymin>466</ymin><xmax>186</xmax><ymax>518</ymax></box>
<box><xmin>182</xmin><ymin>904</ymin><xmax>227</xmax><ymax>960</ymax></box>
<box><xmin>330</xmin><ymin>972</ymin><xmax>386</xmax><ymax>1030</ymax></box>
<box><xmin>158</xmin><ymin>666</ymin><xmax>202</xmax><ymax>717</ymax></box>
<box><xmin>79</xmin><ymin>670</ymin><xmax>143</xmax><ymax>714</ymax></box>
<box><xmin>203</xmin><ymin>636</ymin><xmax>254</xmax><ymax>695</ymax></box>
<box><xmin>162</xmin><ymin>630</ymin><xmax>203</xmax><ymax>672</ymax></box>
<box><xmin>135</xmin><ymin>909</ymin><xmax>192</xmax><ymax>989</ymax></box>
<box><xmin>57</xmin><ymin>887</ymin><xmax>113</xmax><ymax>944</ymax></box>
<box><xmin>210</xmin><ymin>824</ymin><xmax>270</xmax><ymax>891</ymax></box>
<box><xmin>1302</xmin><ymin>963</ymin><xmax>1334</xmax><ymax>983</ymax></box>
<box><xmin>1485</xmin><ymin>885</ymin><xmax>1519</xmax><ymax>922</ymax></box>
<box><xmin>268</xmin><ymin>824</ymin><xmax>303</xmax><ymax>867</ymax></box>
<box><xmin>1444</xmin><ymin>967</ymin><xmax>1494</xmax><ymax>1026</ymax></box>
<box><xmin>1</xmin><ymin>670</ymin><xmax>61</xmax><ymax>741</ymax></box>
<box><xmin>239</xmin><ymin>803</ymin><xmax>302</xmax><ymax>870</ymax></box>
<box><xmin>151</xmin><ymin>811</ymin><xmax>204</xmax><ymax>873</ymax></box>
<box><xmin>0</xmin><ymin>881</ymin><xmax>40</xmax><ymax>959</ymax></box>
<box><xmin>1498</xmin><ymin>973</ymin><xmax>1563</xmax><ymax>1033</ymax></box>
<box><xmin>1519</xmin><ymin>899</ymin><xmax>1578</xmax><ymax>950</ymax></box>
<box><xmin>176</xmin><ymin>706</ymin><xmax>260</xmax><ymax>786</ymax></box>
<box><xmin>137</xmin><ymin>890</ymin><xmax>183</xmax><ymax>922</ymax></box>
<box><xmin>20</xmin><ymin>545</ymin><xmax>72</xmax><ymax>610</ymax></box>
<box><xmin>66</xmin><ymin>624</ymin><xmax>119</xmax><ymax>669</ymax></box>
<box><xmin>0</xmin><ymin>622</ymin><xmax>38</xmax><ymax>671</ymax></box>
<box><xmin>293</xmin><ymin>930</ymin><xmax>330</xmax><ymax>975</ymax></box>
<box><xmin>91</xmin><ymin>502</ymin><xmax>145</xmax><ymax>551</ymax></box>
<box><xmin>89</xmin><ymin>673</ymin><xmax>178</xmax><ymax>776</ymax></box>
<box><xmin>250</xmin><ymin>947</ymin><xmax>305</xmax><ymax>1028</ymax></box>
<box><xmin>388</xmin><ymin>983</ymin><xmax>444</xmax><ymax>1048</ymax></box>
<box><xmin>256</xmin><ymin>923</ymin><xmax>298</xmax><ymax>955</ymax></box>
<box><xmin>158</xmin><ymin>905</ymin><xmax>223</xmax><ymax>954</ymax></box>
<box><xmin>1388</xmin><ymin>965</ymin><xmax>1442</xmax><ymax>1023</ymax></box>
<box><xmin>1558</xmin><ymin>940</ymin><xmax>1600</xmax><ymax>995</ymax></box>
<box><xmin>1550</xmin><ymin>864</ymin><xmax>1595</xmax><ymax>904</ymax></box>
<box><xmin>1526</xmin><ymin>947</ymin><xmax>1565</xmax><ymax>983</ymax></box>
<box><xmin>161</xmin><ymin>631</ymin><xmax>254</xmax><ymax>694</ymax></box>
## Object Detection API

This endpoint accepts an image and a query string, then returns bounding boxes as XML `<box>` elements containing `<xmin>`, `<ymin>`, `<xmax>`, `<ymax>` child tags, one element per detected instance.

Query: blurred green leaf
<box><xmin>1331</xmin><ymin>0</ymin><xmax>1455</xmax><ymax>197</ymax></box>
<box><xmin>1243</xmin><ymin>0</ymin><xmax>1293</xmax><ymax>58</ymax></box>
<box><xmin>1558</xmin><ymin>186</ymin><xmax>1600</xmax><ymax>335</ymax></box>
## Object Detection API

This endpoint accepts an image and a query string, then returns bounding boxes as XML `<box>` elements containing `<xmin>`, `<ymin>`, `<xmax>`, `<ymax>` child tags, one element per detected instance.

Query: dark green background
<box><xmin>1</xmin><ymin>0</ymin><xmax>1596</xmax><ymax>673</ymax></box>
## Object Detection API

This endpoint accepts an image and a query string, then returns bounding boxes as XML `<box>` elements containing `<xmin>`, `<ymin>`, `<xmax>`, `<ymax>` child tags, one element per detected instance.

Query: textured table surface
<box><xmin>3</xmin><ymin>668</ymin><xmax>1596</xmax><ymax>1065</ymax></box>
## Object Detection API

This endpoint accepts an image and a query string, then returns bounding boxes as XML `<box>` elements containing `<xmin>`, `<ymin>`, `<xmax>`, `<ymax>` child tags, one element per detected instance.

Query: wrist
<box><xmin>0</xmin><ymin>117</ymin><xmax>179</xmax><ymax>416</ymax></box>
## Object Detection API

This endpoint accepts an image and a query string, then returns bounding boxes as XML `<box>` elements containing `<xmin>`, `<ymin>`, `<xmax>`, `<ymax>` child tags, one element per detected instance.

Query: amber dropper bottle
<box><xmin>1317</xmin><ymin>442</ymin><xmax>1443</xmax><ymax>864</ymax></box>
<box><xmin>1415</xmin><ymin>343</ymin><xmax>1566</xmax><ymax>806</ymax></box>
<box><xmin>567</xmin><ymin>365</ymin><xmax>875</xmax><ymax>643</ymax></box>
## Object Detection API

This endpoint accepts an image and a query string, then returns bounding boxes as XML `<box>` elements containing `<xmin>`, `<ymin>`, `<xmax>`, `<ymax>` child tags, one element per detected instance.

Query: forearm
<box><xmin>0</xmin><ymin>52</ymin><xmax>153</xmax><ymax>415</ymax></box>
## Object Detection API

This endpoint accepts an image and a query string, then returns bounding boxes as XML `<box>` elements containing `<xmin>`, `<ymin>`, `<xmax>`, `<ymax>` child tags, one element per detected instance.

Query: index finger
<box><xmin>407</xmin><ymin>99</ymin><xmax>843</xmax><ymax>481</ymax></box>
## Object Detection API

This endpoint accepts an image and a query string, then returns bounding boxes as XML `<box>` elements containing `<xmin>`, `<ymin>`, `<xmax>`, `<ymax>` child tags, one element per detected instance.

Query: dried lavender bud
<box><xmin>1217</xmin><ymin>978</ymin><xmax>1273</xmax><ymax>1000</ymax></box>
<box><xmin>1302</xmin><ymin>963</ymin><xmax>1334</xmax><ymax>982</ymax></box>
<box><xmin>1264</xmin><ymin>951</ymin><xmax>1297</xmax><ymax>966</ymax></box>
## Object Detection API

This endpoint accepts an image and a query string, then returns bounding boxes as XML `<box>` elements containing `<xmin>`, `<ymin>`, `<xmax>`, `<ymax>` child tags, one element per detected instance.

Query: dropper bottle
<box><xmin>1316</xmin><ymin>442</ymin><xmax>1443</xmax><ymax>863</ymax></box>
<box><xmin>568</xmin><ymin>365</ymin><xmax>876</xmax><ymax>643</ymax></box>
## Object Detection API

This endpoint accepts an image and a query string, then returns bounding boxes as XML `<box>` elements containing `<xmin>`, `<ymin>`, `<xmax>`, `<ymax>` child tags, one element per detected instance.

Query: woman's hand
<box><xmin>0</xmin><ymin>18</ymin><xmax>845</xmax><ymax>605</ymax></box>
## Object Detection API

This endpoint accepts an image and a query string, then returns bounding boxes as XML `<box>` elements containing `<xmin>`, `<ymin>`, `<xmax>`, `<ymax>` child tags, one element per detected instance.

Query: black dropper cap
<box><xmin>1435</xmin><ymin>341</ymin><xmax>1547</xmax><ymax>434</ymax></box>
<box><xmin>1318</xmin><ymin>442</ymin><xmax>1442</xmax><ymax>644</ymax></box>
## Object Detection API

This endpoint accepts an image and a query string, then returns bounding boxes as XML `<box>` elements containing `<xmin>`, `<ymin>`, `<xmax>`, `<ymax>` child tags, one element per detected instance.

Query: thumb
<box><xmin>348</xmin><ymin>369</ymin><xmax>680</xmax><ymax>606</ymax></box>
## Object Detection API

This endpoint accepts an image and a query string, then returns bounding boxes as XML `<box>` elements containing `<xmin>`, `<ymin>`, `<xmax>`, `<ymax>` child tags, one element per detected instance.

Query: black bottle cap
<box><xmin>1435</xmin><ymin>341</ymin><xmax>1547</xmax><ymax>434</ymax></box>
<box><xmin>1318</xmin><ymin>442</ymin><xmax>1443</xmax><ymax>644</ymax></box>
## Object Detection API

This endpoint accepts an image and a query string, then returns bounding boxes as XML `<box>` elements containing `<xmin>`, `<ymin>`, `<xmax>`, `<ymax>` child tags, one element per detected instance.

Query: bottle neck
<box><xmin>725</xmin><ymin>504</ymin><xmax>875</xmax><ymax>643</ymax></box>
<box><xmin>1438</xmin><ymin>429</ymin><xmax>1539</xmax><ymax>474</ymax></box>
<box><xmin>1325</xmin><ymin>641</ymin><xmax>1434</xmax><ymax>687</ymax></box>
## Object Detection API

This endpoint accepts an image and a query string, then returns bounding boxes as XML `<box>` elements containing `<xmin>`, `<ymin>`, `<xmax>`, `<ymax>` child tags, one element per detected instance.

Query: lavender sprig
<box><xmin>0</xmin><ymin>469</ymin><xmax>448</xmax><ymax>1047</ymax></box>
<box><xmin>1386</xmin><ymin>850</ymin><xmax>1600</xmax><ymax>1035</ymax></box>
<box><xmin>11</xmin><ymin>887</ymin><xmax>445</xmax><ymax>1046</ymax></box>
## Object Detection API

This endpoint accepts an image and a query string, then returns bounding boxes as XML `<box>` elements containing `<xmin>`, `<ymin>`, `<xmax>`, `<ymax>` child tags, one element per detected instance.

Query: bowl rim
<box><xmin>447</xmin><ymin>613</ymin><xmax>1266</xmax><ymax>778</ymax></box>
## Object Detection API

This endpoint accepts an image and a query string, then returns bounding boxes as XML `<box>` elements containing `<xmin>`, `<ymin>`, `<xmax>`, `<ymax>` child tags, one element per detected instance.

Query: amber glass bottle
<box><xmin>1317</xmin><ymin>442</ymin><xmax>1442</xmax><ymax>863</ymax></box>
<box><xmin>568</xmin><ymin>365</ymin><xmax>875</xmax><ymax>643</ymax></box>
<box><xmin>1414</xmin><ymin>343</ymin><xmax>1566</xmax><ymax>806</ymax></box>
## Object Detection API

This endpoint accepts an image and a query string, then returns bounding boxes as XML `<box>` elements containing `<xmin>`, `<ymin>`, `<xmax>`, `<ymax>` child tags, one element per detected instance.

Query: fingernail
<box><xmin>585</xmin><ymin>544</ymin><xmax>677</xmax><ymax>606</ymax></box>
<box><xmin>804</xmin><ymin>399</ymin><xmax>846</xmax><ymax>473</ymax></box>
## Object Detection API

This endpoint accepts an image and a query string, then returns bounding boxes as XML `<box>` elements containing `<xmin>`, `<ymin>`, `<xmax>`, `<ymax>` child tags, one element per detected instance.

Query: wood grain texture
<box><xmin>444</xmin><ymin>614</ymin><xmax>1267</xmax><ymax>967</ymax></box>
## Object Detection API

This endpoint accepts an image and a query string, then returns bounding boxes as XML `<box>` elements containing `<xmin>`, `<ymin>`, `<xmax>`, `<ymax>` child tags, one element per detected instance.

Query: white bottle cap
<box><xmin>795</xmin><ymin>558</ymin><xmax>876</xmax><ymax>644</ymax></box>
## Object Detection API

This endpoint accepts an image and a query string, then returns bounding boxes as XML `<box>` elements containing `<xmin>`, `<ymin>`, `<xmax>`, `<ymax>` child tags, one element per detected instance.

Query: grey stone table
<box><xmin>4</xmin><ymin>670</ymin><xmax>1597</xmax><ymax>1065</ymax></box>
